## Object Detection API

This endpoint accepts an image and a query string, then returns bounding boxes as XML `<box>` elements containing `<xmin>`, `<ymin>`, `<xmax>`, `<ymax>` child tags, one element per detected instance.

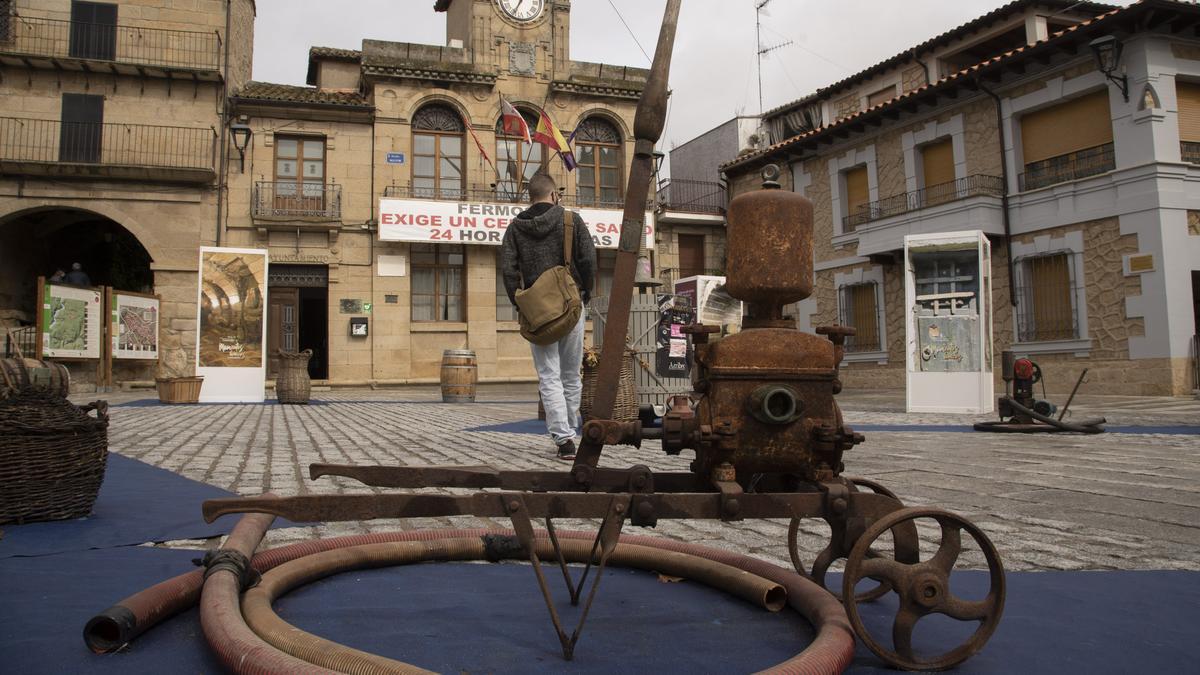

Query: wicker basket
<box><xmin>276</xmin><ymin>350</ymin><xmax>313</xmax><ymax>404</ymax></box>
<box><xmin>156</xmin><ymin>376</ymin><xmax>204</xmax><ymax>404</ymax></box>
<box><xmin>580</xmin><ymin>348</ymin><xmax>639</xmax><ymax>422</ymax></box>
<box><xmin>0</xmin><ymin>390</ymin><xmax>109</xmax><ymax>525</ymax></box>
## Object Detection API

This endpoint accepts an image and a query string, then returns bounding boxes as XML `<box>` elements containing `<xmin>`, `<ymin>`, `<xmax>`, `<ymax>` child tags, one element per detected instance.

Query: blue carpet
<box><xmin>113</xmin><ymin>399</ymin><xmax>541</xmax><ymax>408</ymax></box>
<box><xmin>0</xmin><ymin>454</ymin><xmax>238</xmax><ymax>559</ymax></box>
<box><xmin>1</xmin><ymin>545</ymin><xmax>1196</xmax><ymax>673</ymax></box>
<box><xmin>467</xmin><ymin>419</ymin><xmax>1199</xmax><ymax>436</ymax></box>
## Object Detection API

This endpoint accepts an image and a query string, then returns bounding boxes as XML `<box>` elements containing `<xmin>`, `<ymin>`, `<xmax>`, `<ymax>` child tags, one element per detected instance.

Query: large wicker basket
<box><xmin>580</xmin><ymin>348</ymin><xmax>639</xmax><ymax>422</ymax></box>
<box><xmin>0</xmin><ymin>390</ymin><xmax>109</xmax><ymax>525</ymax></box>
<box><xmin>276</xmin><ymin>350</ymin><xmax>313</xmax><ymax>404</ymax></box>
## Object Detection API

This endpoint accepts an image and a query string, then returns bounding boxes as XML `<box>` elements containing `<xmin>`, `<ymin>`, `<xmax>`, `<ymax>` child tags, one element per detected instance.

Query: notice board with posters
<box><xmin>110</xmin><ymin>290</ymin><xmax>160</xmax><ymax>361</ymax></box>
<box><xmin>39</xmin><ymin>281</ymin><xmax>103</xmax><ymax>360</ymax></box>
<box><xmin>655</xmin><ymin>294</ymin><xmax>694</xmax><ymax>378</ymax></box>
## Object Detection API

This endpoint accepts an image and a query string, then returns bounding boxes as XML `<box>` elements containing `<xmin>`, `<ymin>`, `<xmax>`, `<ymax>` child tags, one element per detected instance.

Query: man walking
<box><xmin>501</xmin><ymin>173</ymin><xmax>596</xmax><ymax>460</ymax></box>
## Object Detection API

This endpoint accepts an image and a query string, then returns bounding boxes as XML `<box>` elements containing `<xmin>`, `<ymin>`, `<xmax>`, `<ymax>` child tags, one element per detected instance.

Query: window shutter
<box><xmin>1177</xmin><ymin>82</ymin><xmax>1200</xmax><ymax>143</ymax></box>
<box><xmin>921</xmin><ymin>138</ymin><xmax>955</xmax><ymax>189</ymax></box>
<box><xmin>845</xmin><ymin>166</ymin><xmax>869</xmax><ymax>216</ymax></box>
<box><xmin>1029</xmin><ymin>254</ymin><xmax>1074</xmax><ymax>341</ymax></box>
<box><xmin>1020</xmin><ymin>90</ymin><xmax>1113</xmax><ymax>164</ymax></box>
<box><xmin>678</xmin><ymin>234</ymin><xmax>705</xmax><ymax>279</ymax></box>
<box><xmin>849</xmin><ymin>284</ymin><xmax>879</xmax><ymax>351</ymax></box>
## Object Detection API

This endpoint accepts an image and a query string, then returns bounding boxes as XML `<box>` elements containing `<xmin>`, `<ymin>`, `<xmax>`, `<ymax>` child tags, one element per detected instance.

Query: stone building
<box><xmin>0</xmin><ymin>0</ymin><xmax>717</xmax><ymax>388</ymax></box>
<box><xmin>723</xmin><ymin>0</ymin><xmax>1200</xmax><ymax>396</ymax></box>
<box><xmin>0</xmin><ymin>0</ymin><xmax>254</xmax><ymax>385</ymax></box>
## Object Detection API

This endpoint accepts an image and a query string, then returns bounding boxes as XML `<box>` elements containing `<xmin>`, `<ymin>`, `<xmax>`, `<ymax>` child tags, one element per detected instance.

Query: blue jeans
<box><xmin>531</xmin><ymin>312</ymin><xmax>586</xmax><ymax>445</ymax></box>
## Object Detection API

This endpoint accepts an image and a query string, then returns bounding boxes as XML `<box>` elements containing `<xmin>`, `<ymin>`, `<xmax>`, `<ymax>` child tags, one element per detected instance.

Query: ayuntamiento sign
<box><xmin>378</xmin><ymin>198</ymin><xmax>654</xmax><ymax>250</ymax></box>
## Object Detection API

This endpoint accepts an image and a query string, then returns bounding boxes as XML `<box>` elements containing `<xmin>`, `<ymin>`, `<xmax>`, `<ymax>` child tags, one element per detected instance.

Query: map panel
<box><xmin>112</xmin><ymin>293</ymin><xmax>160</xmax><ymax>360</ymax></box>
<box><xmin>41</xmin><ymin>283</ymin><xmax>102</xmax><ymax>359</ymax></box>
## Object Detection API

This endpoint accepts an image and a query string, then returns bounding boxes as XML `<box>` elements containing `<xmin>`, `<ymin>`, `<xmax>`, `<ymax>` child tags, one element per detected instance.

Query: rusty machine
<box><xmin>974</xmin><ymin>352</ymin><xmax>1105</xmax><ymax>433</ymax></box>
<box><xmin>201</xmin><ymin>2</ymin><xmax>1006</xmax><ymax>670</ymax></box>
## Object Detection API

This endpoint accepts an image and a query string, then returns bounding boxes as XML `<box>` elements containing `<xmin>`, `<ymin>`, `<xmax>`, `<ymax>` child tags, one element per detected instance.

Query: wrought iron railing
<box><xmin>0</xmin><ymin>15</ymin><xmax>220</xmax><ymax>71</ymax></box>
<box><xmin>1182</xmin><ymin>141</ymin><xmax>1200</xmax><ymax>165</ymax></box>
<box><xmin>382</xmin><ymin>183</ymin><xmax>644</xmax><ymax>210</ymax></box>
<box><xmin>0</xmin><ymin>117</ymin><xmax>215</xmax><ymax>170</ymax></box>
<box><xmin>1018</xmin><ymin>143</ymin><xmax>1115</xmax><ymax>191</ymax></box>
<box><xmin>253</xmin><ymin>181</ymin><xmax>342</xmax><ymax>220</ymax></box>
<box><xmin>657</xmin><ymin>179</ymin><xmax>726</xmax><ymax>214</ymax></box>
<box><xmin>4</xmin><ymin>326</ymin><xmax>36</xmax><ymax>359</ymax></box>
<box><xmin>842</xmin><ymin>174</ymin><xmax>1004</xmax><ymax>231</ymax></box>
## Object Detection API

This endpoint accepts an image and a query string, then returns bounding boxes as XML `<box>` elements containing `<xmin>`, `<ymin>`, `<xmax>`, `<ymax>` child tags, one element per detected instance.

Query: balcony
<box><xmin>843</xmin><ymin>174</ymin><xmax>1004</xmax><ymax>231</ymax></box>
<box><xmin>1018</xmin><ymin>143</ymin><xmax>1115</xmax><ymax>192</ymax></box>
<box><xmin>1182</xmin><ymin>141</ymin><xmax>1200</xmax><ymax>165</ymax></box>
<box><xmin>0</xmin><ymin>117</ymin><xmax>216</xmax><ymax>182</ymax></box>
<box><xmin>656</xmin><ymin>179</ymin><xmax>726</xmax><ymax>215</ymax></box>
<box><xmin>382</xmin><ymin>183</ymin><xmax>649</xmax><ymax>211</ymax></box>
<box><xmin>0</xmin><ymin>15</ymin><xmax>221</xmax><ymax>77</ymax></box>
<box><xmin>835</xmin><ymin>174</ymin><xmax>1007</xmax><ymax>257</ymax></box>
<box><xmin>253</xmin><ymin>181</ymin><xmax>342</xmax><ymax>221</ymax></box>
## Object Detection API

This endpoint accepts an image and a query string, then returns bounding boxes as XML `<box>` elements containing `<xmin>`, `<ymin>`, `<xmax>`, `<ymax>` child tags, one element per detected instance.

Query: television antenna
<box><xmin>756</xmin><ymin>0</ymin><xmax>793</xmax><ymax>114</ymax></box>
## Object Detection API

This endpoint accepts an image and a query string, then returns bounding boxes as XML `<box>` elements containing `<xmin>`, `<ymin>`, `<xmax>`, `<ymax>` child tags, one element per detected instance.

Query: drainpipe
<box><xmin>911</xmin><ymin>48</ymin><xmax>930</xmax><ymax>89</ymax></box>
<box><xmin>977</xmin><ymin>77</ymin><xmax>1017</xmax><ymax>307</ymax></box>
<box><xmin>215</xmin><ymin>0</ymin><xmax>233</xmax><ymax>247</ymax></box>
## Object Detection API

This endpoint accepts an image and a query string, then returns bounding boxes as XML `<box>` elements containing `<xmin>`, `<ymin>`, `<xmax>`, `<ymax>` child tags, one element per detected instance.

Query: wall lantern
<box><xmin>229</xmin><ymin>122</ymin><xmax>253</xmax><ymax>171</ymax></box>
<box><xmin>652</xmin><ymin>150</ymin><xmax>666</xmax><ymax>178</ymax></box>
<box><xmin>1089</xmin><ymin>35</ymin><xmax>1129</xmax><ymax>102</ymax></box>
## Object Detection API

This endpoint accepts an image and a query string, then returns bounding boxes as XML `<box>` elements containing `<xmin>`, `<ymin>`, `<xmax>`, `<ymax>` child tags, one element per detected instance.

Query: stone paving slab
<box><xmin>92</xmin><ymin>385</ymin><xmax>1200</xmax><ymax>573</ymax></box>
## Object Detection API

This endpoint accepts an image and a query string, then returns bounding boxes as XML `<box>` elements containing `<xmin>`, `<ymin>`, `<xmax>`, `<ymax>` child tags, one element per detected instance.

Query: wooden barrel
<box><xmin>0</xmin><ymin>358</ymin><xmax>71</xmax><ymax>400</ymax></box>
<box><xmin>440</xmin><ymin>349</ymin><xmax>477</xmax><ymax>403</ymax></box>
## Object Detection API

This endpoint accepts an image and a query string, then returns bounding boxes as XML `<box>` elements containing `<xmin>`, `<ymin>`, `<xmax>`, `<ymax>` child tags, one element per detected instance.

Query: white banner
<box><xmin>378</xmin><ymin>198</ymin><xmax>654</xmax><ymax>250</ymax></box>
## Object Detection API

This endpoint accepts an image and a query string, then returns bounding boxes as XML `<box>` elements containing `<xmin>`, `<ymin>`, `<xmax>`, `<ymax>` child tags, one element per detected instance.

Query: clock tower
<box><xmin>440</xmin><ymin>0</ymin><xmax>571</xmax><ymax>82</ymax></box>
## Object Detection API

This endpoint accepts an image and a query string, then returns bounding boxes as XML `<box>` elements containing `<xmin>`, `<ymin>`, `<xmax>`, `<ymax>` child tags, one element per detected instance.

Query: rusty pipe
<box><xmin>83</xmin><ymin>502</ymin><xmax>278</xmax><ymax>653</ymax></box>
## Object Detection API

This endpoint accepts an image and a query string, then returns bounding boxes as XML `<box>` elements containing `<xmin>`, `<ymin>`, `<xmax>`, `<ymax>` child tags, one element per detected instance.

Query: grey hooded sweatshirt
<box><xmin>500</xmin><ymin>203</ymin><xmax>597</xmax><ymax>307</ymax></box>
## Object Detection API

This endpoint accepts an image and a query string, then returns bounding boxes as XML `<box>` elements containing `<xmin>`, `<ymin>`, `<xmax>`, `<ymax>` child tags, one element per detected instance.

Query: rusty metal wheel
<box><xmin>842</xmin><ymin>507</ymin><xmax>1006</xmax><ymax>671</ymax></box>
<box><xmin>787</xmin><ymin>478</ymin><xmax>916</xmax><ymax>602</ymax></box>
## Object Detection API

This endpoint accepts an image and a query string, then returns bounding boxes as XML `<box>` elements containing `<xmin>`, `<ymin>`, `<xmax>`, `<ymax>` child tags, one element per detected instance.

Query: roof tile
<box><xmin>235</xmin><ymin>81</ymin><xmax>370</xmax><ymax>108</ymax></box>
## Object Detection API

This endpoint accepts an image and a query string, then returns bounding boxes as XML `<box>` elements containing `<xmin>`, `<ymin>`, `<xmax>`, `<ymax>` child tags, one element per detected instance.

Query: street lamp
<box><xmin>1089</xmin><ymin>35</ymin><xmax>1129</xmax><ymax>102</ymax></box>
<box><xmin>229</xmin><ymin>122</ymin><xmax>252</xmax><ymax>171</ymax></box>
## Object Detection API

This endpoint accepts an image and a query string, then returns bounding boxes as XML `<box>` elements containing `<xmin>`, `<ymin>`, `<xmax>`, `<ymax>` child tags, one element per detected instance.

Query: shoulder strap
<box><xmin>562</xmin><ymin>209</ymin><xmax>574</xmax><ymax>265</ymax></box>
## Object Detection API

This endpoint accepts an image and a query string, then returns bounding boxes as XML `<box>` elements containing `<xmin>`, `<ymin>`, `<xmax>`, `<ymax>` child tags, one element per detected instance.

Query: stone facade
<box><xmin>0</xmin><ymin>0</ymin><xmax>256</xmax><ymax>387</ymax></box>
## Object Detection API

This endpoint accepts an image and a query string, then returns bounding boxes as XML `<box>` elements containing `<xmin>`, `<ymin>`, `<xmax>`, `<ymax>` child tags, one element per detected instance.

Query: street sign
<box><xmin>386</xmin><ymin>152</ymin><xmax>405</xmax><ymax>164</ymax></box>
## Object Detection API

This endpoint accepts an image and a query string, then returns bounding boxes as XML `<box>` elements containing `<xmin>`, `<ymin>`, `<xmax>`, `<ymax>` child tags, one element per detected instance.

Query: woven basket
<box><xmin>580</xmin><ymin>348</ymin><xmax>639</xmax><ymax>422</ymax></box>
<box><xmin>276</xmin><ymin>350</ymin><xmax>313</xmax><ymax>404</ymax></box>
<box><xmin>0</xmin><ymin>389</ymin><xmax>109</xmax><ymax>525</ymax></box>
<box><xmin>156</xmin><ymin>376</ymin><xmax>203</xmax><ymax>404</ymax></box>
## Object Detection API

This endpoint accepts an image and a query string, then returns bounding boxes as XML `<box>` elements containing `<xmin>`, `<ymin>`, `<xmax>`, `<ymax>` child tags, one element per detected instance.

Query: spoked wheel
<box><xmin>842</xmin><ymin>507</ymin><xmax>1006</xmax><ymax>671</ymax></box>
<box><xmin>787</xmin><ymin>477</ymin><xmax>916</xmax><ymax>601</ymax></box>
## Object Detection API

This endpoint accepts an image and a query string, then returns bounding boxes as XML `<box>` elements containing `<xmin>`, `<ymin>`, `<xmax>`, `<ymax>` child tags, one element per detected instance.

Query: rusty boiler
<box><xmin>665</xmin><ymin>165</ymin><xmax>863</xmax><ymax>483</ymax></box>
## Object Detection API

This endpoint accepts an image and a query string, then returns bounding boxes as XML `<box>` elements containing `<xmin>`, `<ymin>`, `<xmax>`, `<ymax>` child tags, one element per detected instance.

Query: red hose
<box><xmin>87</xmin><ymin>523</ymin><xmax>855</xmax><ymax>674</ymax></box>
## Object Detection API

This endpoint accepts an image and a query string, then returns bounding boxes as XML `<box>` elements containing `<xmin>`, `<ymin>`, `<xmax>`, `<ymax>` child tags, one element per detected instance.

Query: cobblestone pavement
<box><xmin>93</xmin><ymin>385</ymin><xmax>1200</xmax><ymax>574</ymax></box>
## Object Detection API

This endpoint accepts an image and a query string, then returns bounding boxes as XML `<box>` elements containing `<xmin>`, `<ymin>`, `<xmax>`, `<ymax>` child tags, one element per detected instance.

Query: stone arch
<box><xmin>567</xmin><ymin>107</ymin><xmax>632</xmax><ymax>141</ymax></box>
<box><xmin>404</xmin><ymin>93</ymin><xmax>472</xmax><ymax>126</ymax></box>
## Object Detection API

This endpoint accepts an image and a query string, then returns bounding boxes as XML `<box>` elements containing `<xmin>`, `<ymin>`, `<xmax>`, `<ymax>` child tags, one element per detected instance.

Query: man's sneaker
<box><xmin>556</xmin><ymin>439</ymin><xmax>577</xmax><ymax>461</ymax></box>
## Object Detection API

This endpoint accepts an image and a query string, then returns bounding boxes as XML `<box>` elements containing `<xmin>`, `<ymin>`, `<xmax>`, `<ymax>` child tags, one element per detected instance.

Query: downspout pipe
<box><xmin>977</xmin><ymin>77</ymin><xmax>1017</xmax><ymax>307</ymax></box>
<box><xmin>910</xmin><ymin>48</ymin><xmax>930</xmax><ymax>89</ymax></box>
<box><xmin>215</xmin><ymin>0</ymin><xmax>233</xmax><ymax>247</ymax></box>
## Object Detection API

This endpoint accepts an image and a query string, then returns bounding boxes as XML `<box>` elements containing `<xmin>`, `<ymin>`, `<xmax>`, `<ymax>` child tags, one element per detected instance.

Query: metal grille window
<box><xmin>411</xmin><ymin>244</ymin><xmax>465</xmax><ymax>322</ymax></box>
<box><xmin>838</xmin><ymin>282</ymin><xmax>882</xmax><ymax>353</ymax></box>
<box><xmin>1014</xmin><ymin>252</ymin><xmax>1079</xmax><ymax>342</ymax></box>
<box><xmin>0</xmin><ymin>0</ymin><xmax>13</xmax><ymax>43</ymax></box>
<box><xmin>412</xmin><ymin>104</ymin><xmax>464</xmax><ymax>200</ymax></box>
<box><xmin>575</xmin><ymin>117</ymin><xmax>622</xmax><ymax>207</ymax></box>
<box><xmin>495</xmin><ymin>108</ymin><xmax>545</xmax><ymax>200</ymax></box>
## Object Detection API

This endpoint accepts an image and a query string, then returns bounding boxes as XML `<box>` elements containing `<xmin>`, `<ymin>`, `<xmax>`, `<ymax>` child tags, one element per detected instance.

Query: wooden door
<box><xmin>60</xmin><ymin>93</ymin><xmax>103</xmax><ymax>163</ymax></box>
<box><xmin>678</xmin><ymin>234</ymin><xmax>705</xmax><ymax>280</ymax></box>
<box><xmin>267</xmin><ymin>287</ymin><xmax>298</xmax><ymax>376</ymax></box>
<box><xmin>69</xmin><ymin>1</ymin><xmax>117</xmax><ymax>60</ymax></box>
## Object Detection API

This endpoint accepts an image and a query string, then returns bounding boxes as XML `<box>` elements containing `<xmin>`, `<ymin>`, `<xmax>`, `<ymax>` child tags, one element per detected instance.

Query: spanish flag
<box><xmin>532</xmin><ymin>109</ymin><xmax>577</xmax><ymax>171</ymax></box>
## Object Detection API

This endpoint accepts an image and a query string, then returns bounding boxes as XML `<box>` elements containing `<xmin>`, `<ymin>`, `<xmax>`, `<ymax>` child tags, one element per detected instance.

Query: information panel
<box><xmin>111</xmin><ymin>291</ymin><xmax>160</xmax><ymax>361</ymax></box>
<box><xmin>196</xmin><ymin>247</ymin><xmax>268</xmax><ymax>403</ymax></box>
<box><xmin>41</xmin><ymin>282</ymin><xmax>102</xmax><ymax>359</ymax></box>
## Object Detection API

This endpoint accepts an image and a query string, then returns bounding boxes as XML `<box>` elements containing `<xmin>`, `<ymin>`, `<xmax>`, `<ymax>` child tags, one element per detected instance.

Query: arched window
<box><xmin>495</xmin><ymin>107</ymin><xmax>546</xmax><ymax>200</ymax></box>
<box><xmin>412</xmin><ymin>103</ymin><xmax>465</xmax><ymax>199</ymax></box>
<box><xmin>575</xmin><ymin>117</ymin><xmax>623</xmax><ymax>207</ymax></box>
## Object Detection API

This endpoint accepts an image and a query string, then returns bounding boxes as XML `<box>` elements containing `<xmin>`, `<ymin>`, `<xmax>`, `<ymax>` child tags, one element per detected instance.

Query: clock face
<box><xmin>497</xmin><ymin>0</ymin><xmax>545</xmax><ymax>23</ymax></box>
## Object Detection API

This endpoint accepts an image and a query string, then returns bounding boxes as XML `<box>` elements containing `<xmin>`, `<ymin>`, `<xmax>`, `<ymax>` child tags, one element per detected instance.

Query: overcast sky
<box><xmin>251</xmin><ymin>0</ymin><xmax>1127</xmax><ymax>171</ymax></box>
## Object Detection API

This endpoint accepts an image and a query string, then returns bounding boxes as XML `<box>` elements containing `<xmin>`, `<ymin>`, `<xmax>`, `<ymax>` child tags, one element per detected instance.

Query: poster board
<box><xmin>110</xmin><ymin>290</ymin><xmax>160</xmax><ymax>361</ymax></box>
<box><xmin>38</xmin><ymin>279</ymin><xmax>103</xmax><ymax>360</ymax></box>
<box><xmin>195</xmin><ymin>247</ymin><xmax>268</xmax><ymax>403</ymax></box>
<box><xmin>655</xmin><ymin>294</ymin><xmax>694</xmax><ymax>378</ymax></box>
